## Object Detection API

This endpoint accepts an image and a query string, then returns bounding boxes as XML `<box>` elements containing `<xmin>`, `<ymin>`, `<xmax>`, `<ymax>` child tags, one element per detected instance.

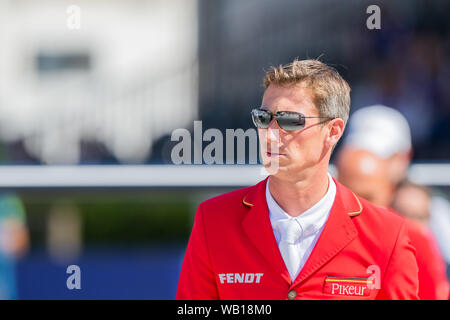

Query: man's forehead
<box><xmin>261</xmin><ymin>84</ymin><xmax>316</xmax><ymax>113</ymax></box>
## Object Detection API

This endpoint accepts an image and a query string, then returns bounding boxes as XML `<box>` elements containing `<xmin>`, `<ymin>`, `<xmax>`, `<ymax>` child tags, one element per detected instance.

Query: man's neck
<box><xmin>268</xmin><ymin>169</ymin><xmax>330</xmax><ymax>218</ymax></box>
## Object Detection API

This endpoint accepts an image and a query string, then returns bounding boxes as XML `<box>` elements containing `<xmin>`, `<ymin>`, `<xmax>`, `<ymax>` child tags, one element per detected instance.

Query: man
<box><xmin>337</xmin><ymin>148</ymin><xmax>449</xmax><ymax>300</ymax></box>
<box><xmin>343</xmin><ymin>105</ymin><xmax>450</xmax><ymax>270</ymax></box>
<box><xmin>336</xmin><ymin>148</ymin><xmax>394</xmax><ymax>206</ymax></box>
<box><xmin>176</xmin><ymin>59</ymin><xmax>419</xmax><ymax>299</ymax></box>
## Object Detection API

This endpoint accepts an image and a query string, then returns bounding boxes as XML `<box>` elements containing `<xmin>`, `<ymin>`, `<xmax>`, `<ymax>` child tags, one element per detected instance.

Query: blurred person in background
<box><xmin>391</xmin><ymin>181</ymin><xmax>449</xmax><ymax>299</ymax></box>
<box><xmin>343</xmin><ymin>105</ymin><xmax>450</xmax><ymax>273</ymax></box>
<box><xmin>392</xmin><ymin>181</ymin><xmax>432</xmax><ymax>226</ymax></box>
<box><xmin>0</xmin><ymin>193</ymin><xmax>29</xmax><ymax>300</ymax></box>
<box><xmin>337</xmin><ymin>113</ymin><xmax>450</xmax><ymax>300</ymax></box>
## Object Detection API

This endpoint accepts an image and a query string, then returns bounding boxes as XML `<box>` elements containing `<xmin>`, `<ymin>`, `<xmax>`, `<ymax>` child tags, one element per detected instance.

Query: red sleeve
<box><xmin>376</xmin><ymin>220</ymin><xmax>419</xmax><ymax>300</ymax></box>
<box><xmin>409</xmin><ymin>224</ymin><xmax>449</xmax><ymax>300</ymax></box>
<box><xmin>176</xmin><ymin>204</ymin><xmax>219</xmax><ymax>300</ymax></box>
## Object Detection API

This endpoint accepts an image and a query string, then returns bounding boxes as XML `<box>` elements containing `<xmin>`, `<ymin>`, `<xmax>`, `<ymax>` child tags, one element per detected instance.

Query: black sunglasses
<box><xmin>251</xmin><ymin>108</ymin><xmax>335</xmax><ymax>131</ymax></box>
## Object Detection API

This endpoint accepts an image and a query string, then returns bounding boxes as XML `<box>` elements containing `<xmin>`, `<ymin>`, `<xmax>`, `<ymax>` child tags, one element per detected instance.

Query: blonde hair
<box><xmin>263</xmin><ymin>59</ymin><xmax>351</xmax><ymax>125</ymax></box>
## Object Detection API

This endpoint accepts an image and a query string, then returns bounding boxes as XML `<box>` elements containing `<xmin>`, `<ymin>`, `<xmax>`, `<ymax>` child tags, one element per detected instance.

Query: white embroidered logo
<box><xmin>218</xmin><ymin>273</ymin><xmax>264</xmax><ymax>284</ymax></box>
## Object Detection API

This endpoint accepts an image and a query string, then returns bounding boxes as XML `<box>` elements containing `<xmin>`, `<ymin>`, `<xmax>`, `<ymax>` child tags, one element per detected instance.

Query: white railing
<box><xmin>0</xmin><ymin>164</ymin><xmax>448</xmax><ymax>188</ymax></box>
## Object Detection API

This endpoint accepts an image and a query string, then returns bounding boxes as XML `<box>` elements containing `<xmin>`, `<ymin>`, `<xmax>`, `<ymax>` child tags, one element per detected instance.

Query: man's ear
<box><xmin>326</xmin><ymin>118</ymin><xmax>345</xmax><ymax>149</ymax></box>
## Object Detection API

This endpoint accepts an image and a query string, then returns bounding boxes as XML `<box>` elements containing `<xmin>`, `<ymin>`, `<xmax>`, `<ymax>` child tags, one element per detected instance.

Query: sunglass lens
<box><xmin>251</xmin><ymin>109</ymin><xmax>272</xmax><ymax>128</ymax></box>
<box><xmin>276</xmin><ymin>112</ymin><xmax>305</xmax><ymax>131</ymax></box>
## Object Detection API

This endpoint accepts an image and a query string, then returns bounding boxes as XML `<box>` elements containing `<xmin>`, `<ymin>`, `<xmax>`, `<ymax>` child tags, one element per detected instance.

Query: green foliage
<box><xmin>20</xmin><ymin>191</ymin><xmax>195</xmax><ymax>246</ymax></box>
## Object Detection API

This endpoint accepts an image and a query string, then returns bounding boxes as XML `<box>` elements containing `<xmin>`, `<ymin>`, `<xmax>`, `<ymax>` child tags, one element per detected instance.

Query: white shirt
<box><xmin>265</xmin><ymin>174</ymin><xmax>337</xmax><ymax>282</ymax></box>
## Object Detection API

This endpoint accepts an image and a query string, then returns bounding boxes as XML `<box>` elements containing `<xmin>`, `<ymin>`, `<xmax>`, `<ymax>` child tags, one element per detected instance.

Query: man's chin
<box><xmin>262</xmin><ymin>158</ymin><xmax>287</xmax><ymax>175</ymax></box>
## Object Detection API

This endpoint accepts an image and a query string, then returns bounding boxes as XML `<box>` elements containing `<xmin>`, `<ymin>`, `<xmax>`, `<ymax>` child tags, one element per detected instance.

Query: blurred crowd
<box><xmin>336</xmin><ymin>105</ymin><xmax>450</xmax><ymax>299</ymax></box>
<box><xmin>198</xmin><ymin>1</ymin><xmax>450</xmax><ymax>163</ymax></box>
<box><xmin>348</xmin><ymin>2</ymin><xmax>450</xmax><ymax>160</ymax></box>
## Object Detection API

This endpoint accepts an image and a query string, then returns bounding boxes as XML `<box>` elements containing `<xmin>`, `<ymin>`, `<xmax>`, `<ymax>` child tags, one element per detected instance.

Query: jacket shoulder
<box><xmin>333</xmin><ymin>179</ymin><xmax>406</xmax><ymax>233</ymax></box>
<box><xmin>351</xmin><ymin>196</ymin><xmax>409</xmax><ymax>249</ymax></box>
<box><xmin>356</xmin><ymin>196</ymin><xmax>406</xmax><ymax>228</ymax></box>
<box><xmin>197</xmin><ymin>185</ymin><xmax>253</xmax><ymax>218</ymax></box>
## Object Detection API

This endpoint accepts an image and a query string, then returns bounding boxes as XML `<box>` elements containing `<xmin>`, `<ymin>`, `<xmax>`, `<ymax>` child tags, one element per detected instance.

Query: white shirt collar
<box><xmin>266</xmin><ymin>173</ymin><xmax>336</xmax><ymax>238</ymax></box>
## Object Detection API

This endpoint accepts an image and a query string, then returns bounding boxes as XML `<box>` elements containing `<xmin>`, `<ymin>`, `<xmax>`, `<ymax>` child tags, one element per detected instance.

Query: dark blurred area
<box><xmin>197</xmin><ymin>0</ymin><xmax>450</xmax><ymax>162</ymax></box>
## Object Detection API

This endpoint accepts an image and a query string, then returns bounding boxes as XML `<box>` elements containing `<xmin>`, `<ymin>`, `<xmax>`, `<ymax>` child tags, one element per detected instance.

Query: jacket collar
<box><xmin>241</xmin><ymin>175</ymin><xmax>362</xmax><ymax>287</ymax></box>
<box><xmin>242</xmin><ymin>176</ymin><xmax>362</xmax><ymax>217</ymax></box>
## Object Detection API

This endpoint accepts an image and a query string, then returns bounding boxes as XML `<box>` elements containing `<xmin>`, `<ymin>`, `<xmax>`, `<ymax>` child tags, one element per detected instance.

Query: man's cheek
<box><xmin>257</xmin><ymin>130</ymin><xmax>267</xmax><ymax>148</ymax></box>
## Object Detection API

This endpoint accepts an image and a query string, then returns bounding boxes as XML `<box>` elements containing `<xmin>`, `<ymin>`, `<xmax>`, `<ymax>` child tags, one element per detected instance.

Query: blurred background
<box><xmin>0</xmin><ymin>0</ymin><xmax>449</xmax><ymax>299</ymax></box>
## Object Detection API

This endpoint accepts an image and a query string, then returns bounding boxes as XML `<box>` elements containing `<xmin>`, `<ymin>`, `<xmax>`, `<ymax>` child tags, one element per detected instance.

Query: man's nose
<box><xmin>266</xmin><ymin>119</ymin><xmax>280</xmax><ymax>143</ymax></box>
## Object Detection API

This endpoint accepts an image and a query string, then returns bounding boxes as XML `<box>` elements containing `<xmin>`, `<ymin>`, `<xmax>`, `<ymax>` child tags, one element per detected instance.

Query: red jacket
<box><xmin>176</xmin><ymin>177</ymin><xmax>419</xmax><ymax>300</ymax></box>
<box><xmin>401</xmin><ymin>217</ymin><xmax>449</xmax><ymax>300</ymax></box>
